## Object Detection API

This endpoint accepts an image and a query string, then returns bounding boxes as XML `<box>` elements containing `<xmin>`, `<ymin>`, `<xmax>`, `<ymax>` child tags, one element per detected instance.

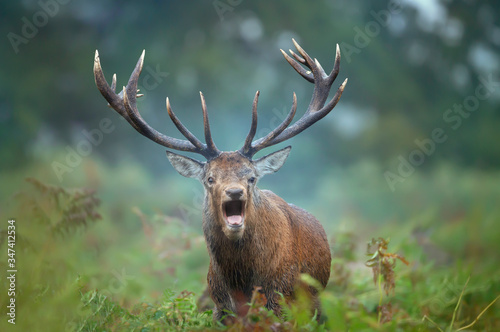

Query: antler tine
<box><xmin>94</xmin><ymin>50</ymin><xmax>213</xmax><ymax>157</ymax></box>
<box><xmin>94</xmin><ymin>50</ymin><xmax>142</xmax><ymax>132</ymax></box>
<box><xmin>292</xmin><ymin>39</ymin><xmax>325</xmax><ymax>81</ymax></box>
<box><xmin>314</xmin><ymin>58</ymin><xmax>327</xmax><ymax>78</ymax></box>
<box><xmin>320</xmin><ymin>78</ymin><xmax>348</xmax><ymax>113</ymax></box>
<box><xmin>328</xmin><ymin>44</ymin><xmax>341</xmax><ymax>84</ymax></box>
<box><xmin>244</xmin><ymin>93</ymin><xmax>297</xmax><ymax>157</ymax></box>
<box><xmin>243</xmin><ymin>40</ymin><xmax>347</xmax><ymax>157</ymax></box>
<box><xmin>165</xmin><ymin>97</ymin><xmax>205</xmax><ymax>151</ymax></box>
<box><xmin>265</xmin><ymin>78</ymin><xmax>347</xmax><ymax>148</ymax></box>
<box><xmin>121</xmin><ymin>87</ymin><xmax>200</xmax><ymax>153</ymax></box>
<box><xmin>292</xmin><ymin>39</ymin><xmax>315</xmax><ymax>69</ymax></box>
<box><xmin>200</xmin><ymin>92</ymin><xmax>220</xmax><ymax>158</ymax></box>
<box><xmin>289</xmin><ymin>49</ymin><xmax>306</xmax><ymax>64</ymax></box>
<box><xmin>255</xmin><ymin>92</ymin><xmax>297</xmax><ymax>148</ymax></box>
<box><xmin>94</xmin><ymin>50</ymin><xmax>125</xmax><ymax>116</ymax></box>
<box><xmin>123</xmin><ymin>49</ymin><xmax>145</xmax><ymax>116</ymax></box>
<box><xmin>240</xmin><ymin>91</ymin><xmax>260</xmax><ymax>156</ymax></box>
<box><xmin>110</xmin><ymin>73</ymin><xmax>117</xmax><ymax>91</ymax></box>
<box><xmin>281</xmin><ymin>49</ymin><xmax>314</xmax><ymax>83</ymax></box>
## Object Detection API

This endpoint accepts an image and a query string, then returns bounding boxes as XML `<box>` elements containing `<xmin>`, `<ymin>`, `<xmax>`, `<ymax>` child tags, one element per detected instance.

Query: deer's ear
<box><xmin>166</xmin><ymin>151</ymin><xmax>204</xmax><ymax>179</ymax></box>
<box><xmin>254</xmin><ymin>146</ymin><xmax>291</xmax><ymax>177</ymax></box>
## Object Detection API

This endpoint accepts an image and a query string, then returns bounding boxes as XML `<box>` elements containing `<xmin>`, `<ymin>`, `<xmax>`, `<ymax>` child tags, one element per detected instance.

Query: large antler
<box><xmin>94</xmin><ymin>50</ymin><xmax>220</xmax><ymax>160</ymax></box>
<box><xmin>240</xmin><ymin>39</ymin><xmax>348</xmax><ymax>158</ymax></box>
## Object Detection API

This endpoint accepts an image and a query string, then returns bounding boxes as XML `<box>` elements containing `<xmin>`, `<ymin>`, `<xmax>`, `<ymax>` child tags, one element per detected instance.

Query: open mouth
<box><xmin>223</xmin><ymin>200</ymin><xmax>245</xmax><ymax>228</ymax></box>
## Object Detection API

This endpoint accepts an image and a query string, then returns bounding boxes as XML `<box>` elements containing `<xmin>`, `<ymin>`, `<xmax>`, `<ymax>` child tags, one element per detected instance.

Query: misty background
<box><xmin>0</xmin><ymin>1</ymin><xmax>499</xmax><ymax>329</ymax></box>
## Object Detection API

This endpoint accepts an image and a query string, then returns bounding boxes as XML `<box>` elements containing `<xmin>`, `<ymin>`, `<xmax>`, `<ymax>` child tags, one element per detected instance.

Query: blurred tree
<box><xmin>0</xmin><ymin>0</ymin><xmax>498</xmax><ymax>171</ymax></box>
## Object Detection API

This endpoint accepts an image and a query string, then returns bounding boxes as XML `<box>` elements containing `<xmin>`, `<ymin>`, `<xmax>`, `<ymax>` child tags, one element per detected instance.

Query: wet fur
<box><xmin>204</xmin><ymin>181</ymin><xmax>331</xmax><ymax>320</ymax></box>
<box><xmin>168</xmin><ymin>151</ymin><xmax>331</xmax><ymax>321</ymax></box>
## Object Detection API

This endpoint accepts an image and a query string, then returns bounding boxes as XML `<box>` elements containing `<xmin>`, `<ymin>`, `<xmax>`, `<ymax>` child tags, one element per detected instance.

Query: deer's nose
<box><xmin>226</xmin><ymin>188</ymin><xmax>244</xmax><ymax>200</ymax></box>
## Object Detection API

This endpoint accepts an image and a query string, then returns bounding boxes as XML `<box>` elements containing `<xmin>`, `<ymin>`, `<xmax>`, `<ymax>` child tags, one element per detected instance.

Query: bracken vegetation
<box><xmin>1</xmin><ymin>166</ymin><xmax>499</xmax><ymax>331</ymax></box>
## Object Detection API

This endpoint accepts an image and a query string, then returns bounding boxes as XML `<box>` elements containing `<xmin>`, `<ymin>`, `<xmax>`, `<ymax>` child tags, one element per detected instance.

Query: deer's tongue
<box><xmin>227</xmin><ymin>215</ymin><xmax>242</xmax><ymax>225</ymax></box>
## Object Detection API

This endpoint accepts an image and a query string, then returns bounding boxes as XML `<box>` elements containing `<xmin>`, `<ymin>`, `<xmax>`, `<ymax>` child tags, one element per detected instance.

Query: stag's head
<box><xmin>94</xmin><ymin>39</ymin><xmax>347</xmax><ymax>240</ymax></box>
<box><xmin>166</xmin><ymin>148</ymin><xmax>291</xmax><ymax>240</ymax></box>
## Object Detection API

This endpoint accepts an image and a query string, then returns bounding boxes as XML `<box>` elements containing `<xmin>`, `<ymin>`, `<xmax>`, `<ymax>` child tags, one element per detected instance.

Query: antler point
<box><xmin>200</xmin><ymin>92</ymin><xmax>207</xmax><ymax>105</ymax></box>
<box><xmin>111</xmin><ymin>74</ymin><xmax>117</xmax><ymax>91</ymax></box>
<box><xmin>122</xmin><ymin>86</ymin><xmax>129</xmax><ymax>104</ymax></box>
<box><xmin>292</xmin><ymin>38</ymin><xmax>303</xmax><ymax>52</ymax></box>
<box><xmin>93</xmin><ymin>51</ymin><xmax>102</xmax><ymax>70</ymax></box>
<box><xmin>139</xmin><ymin>52</ymin><xmax>145</xmax><ymax>67</ymax></box>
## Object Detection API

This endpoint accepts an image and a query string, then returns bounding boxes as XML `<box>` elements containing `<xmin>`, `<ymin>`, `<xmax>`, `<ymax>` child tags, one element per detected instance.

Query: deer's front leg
<box><xmin>207</xmin><ymin>266</ymin><xmax>233</xmax><ymax>322</ymax></box>
<box><xmin>262</xmin><ymin>270</ymin><xmax>297</xmax><ymax>318</ymax></box>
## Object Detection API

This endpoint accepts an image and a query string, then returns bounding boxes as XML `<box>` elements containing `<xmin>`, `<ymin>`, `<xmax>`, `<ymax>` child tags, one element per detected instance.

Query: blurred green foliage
<box><xmin>1</xmin><ymin>0</ymin><xmax>499</xmax><ymax>171</ymax></box>
<box><xmin>1</xmin><ymin>161</ymin><xmax>499</xmax><ymax>330</ymax></box>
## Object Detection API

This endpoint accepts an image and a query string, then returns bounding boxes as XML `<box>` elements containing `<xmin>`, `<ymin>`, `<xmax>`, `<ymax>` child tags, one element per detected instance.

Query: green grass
<box><xmin>0</xmin><ymin>159</ymin><xmax>499</xmax><ymax>331</ymax></box>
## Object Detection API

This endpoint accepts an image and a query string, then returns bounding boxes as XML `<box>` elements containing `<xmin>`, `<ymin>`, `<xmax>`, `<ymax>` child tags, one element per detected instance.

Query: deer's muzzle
<box><xmin>223</xmin><ymin>199</ymin><xmax>245</xmax><ymax>228</ymax></box>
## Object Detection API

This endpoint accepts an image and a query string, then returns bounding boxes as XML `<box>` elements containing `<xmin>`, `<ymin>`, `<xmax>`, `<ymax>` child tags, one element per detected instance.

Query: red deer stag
<box><xmin>93</xmin><ymin>39</ymin><xmax>347</xmax><ymax>321</ymax></box>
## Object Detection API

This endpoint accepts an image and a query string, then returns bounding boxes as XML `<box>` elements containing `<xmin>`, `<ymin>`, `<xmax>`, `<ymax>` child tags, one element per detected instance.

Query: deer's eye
<box><xmin>207</xmin><ymin>177</ymin><xmax>214</xmax><ymax>184</ymax></box>
<box><xmin>248</xmin><ymin>177</ymin><xmax>256</xmax><ymax>184</ymax></box>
